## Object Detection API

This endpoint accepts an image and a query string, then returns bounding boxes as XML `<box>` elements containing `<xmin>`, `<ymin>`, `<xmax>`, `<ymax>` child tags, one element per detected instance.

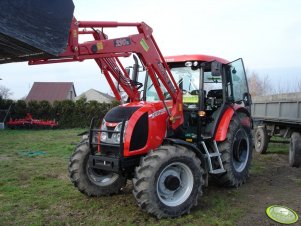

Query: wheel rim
<box><xmin>157</xmin><ymin>162</ymin><xmax>193</xmax><ymax>207</ymax></box>
<box><xmin>255</xmin><ymin>130</ymin><xmax>263</xmax><ymax>150</ymax></box>
<box><xmin>233</xmin><ymin>128</ymin><xmax>250</xmax><ymax>172</ymax></box>
<box><xmin>86</xmin><ymin>165</ymin><xmax>119</xmax><ymax>187</ymax></box>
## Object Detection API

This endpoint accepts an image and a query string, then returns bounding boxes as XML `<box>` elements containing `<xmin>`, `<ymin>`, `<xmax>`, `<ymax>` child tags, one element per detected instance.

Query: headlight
<box><xmin>100</xmin><ymin>119</ymin><xmax>107</xmax><ymax>142</ymax></box>
<box><xmin>99</xmin><ymin>119</ymin><xmax>128</xmax><ymax>144</ymax></box>
<box><xmin>112</xmin><ymin>133</ymin><xmax>120</xmax><ymax>143</ymax></box>
<box><xmin>113</xmin><ymin>121</ymin><xmax>128</xmax><ymax>144</ymax></box>
<box><xmin>100</xmin><ymin>132</ymin><xmax>107</xmax><ymax>142</ymax></box>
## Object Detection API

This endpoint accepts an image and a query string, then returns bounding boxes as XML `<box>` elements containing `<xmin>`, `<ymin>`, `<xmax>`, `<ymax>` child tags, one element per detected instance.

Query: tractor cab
<box><xmin>161</xmin><ymin>55</ymin><xmax>251</xmax><ymax>142</ymax></box>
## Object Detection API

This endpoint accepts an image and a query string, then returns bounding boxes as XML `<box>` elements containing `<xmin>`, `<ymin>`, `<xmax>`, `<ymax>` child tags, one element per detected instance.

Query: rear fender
<box><xmin>214</xmin><ymin>107</ymin><xmax>234</xmax><ymax>142</ymax></box>
<box><xmin>214</xmin><ymin>105</ymin><xmax>252</xmax><ymax>142</ymax></box>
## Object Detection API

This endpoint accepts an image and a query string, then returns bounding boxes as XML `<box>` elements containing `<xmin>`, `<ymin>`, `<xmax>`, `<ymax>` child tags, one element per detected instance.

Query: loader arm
<box><xmin>29</xmin><ymin>19</ymin><xmax>180</xmax><ymax>102</ymax></box>
<box><xmin>33</xmin><ymin>19</ymin><xmax>183</xmax><ymax>128</ymax></box>
<box><xmin>0</xmin><ymin>13</ymin><xmax>183</xmax><ymax>128</ymax></box>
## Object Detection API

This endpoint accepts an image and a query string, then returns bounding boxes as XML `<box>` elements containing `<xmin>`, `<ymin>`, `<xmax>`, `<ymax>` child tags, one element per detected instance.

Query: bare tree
<box><xmin>296</xmin><ymin>82</ymin><xmax>301</xmax><ymax>92</ymax></box>
<box><xmin>246</xmin><ymin>70</ymin><xmax>272</xmax><ymax>96</ymax></box>
<box><xmin>272</xmin><ymin>80</ymin><xmax>301</xmax><ymax>94</ymax></box>
<box><xmin>0</xmin><ymin>85</ymin><xmax>13</xmax><ymax>99</ymax></box>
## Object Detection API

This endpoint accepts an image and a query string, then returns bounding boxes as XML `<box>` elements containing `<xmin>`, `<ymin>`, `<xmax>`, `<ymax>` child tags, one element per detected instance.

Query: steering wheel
<box><xmin>182</xmin><ymin>89</ymin><xmax>188</xmax><ymax>95</ymax></box>
<box><xmin>190</xmin><ymin>90</ymin><xmax>199</xmax><ymax>95</ymax></box>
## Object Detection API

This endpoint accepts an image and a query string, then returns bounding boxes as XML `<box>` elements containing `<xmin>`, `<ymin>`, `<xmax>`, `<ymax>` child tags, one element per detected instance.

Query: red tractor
<box><xmin>0</xmin><ymin>0</ymin><xmax>252</xmax><ymax>218</ymax></box>
<box><xmin>71</xmin><ymin>54</ymin><xmax>253</xmax><ymax>218</ymax></box>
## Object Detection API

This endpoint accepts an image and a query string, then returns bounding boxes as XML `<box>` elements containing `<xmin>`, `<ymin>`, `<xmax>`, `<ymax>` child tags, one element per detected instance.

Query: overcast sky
<box><xmin>1</xmin><ymin>0</ymin><xmax>301</xmax><ymax>99</ymax></box>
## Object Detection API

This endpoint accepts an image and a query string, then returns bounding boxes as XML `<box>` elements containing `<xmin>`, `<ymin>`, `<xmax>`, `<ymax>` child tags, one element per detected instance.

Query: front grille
<box><xmin>106</xmin><ymin>126</ymin><xmax>115</xmax><ymax>138</ymax></box>
<box><xmin>89</xmin><ymin>118</ymin><xmax>126</xmax><ymax>158</ymax></box>
<box><xmin>100</xmin><ymin>145</ymin><xmax>120</xmax><ymax>158</ymax></box>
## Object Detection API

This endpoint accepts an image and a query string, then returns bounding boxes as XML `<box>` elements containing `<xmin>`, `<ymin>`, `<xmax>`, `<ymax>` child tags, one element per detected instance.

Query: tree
<box><xmin>274</xmin><ymin>80</ymin><xmax>301</xmax><ymax>94</ymax></box>
<box><xmin>0</xmin><ymin>85</ymin><xmax>13</xmax><ymax>99</ymax></box>
<box><xmin>246</xmin><ymin>70</ymin><xmax>272</xmax><ymax>96</ymax></box>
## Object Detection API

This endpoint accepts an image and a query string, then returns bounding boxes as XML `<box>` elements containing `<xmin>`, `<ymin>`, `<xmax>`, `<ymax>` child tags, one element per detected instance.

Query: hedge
<box><xmin>0</xmin><ymin>97</ymin><xmax>119</xmax><ymax>128</ymax></box>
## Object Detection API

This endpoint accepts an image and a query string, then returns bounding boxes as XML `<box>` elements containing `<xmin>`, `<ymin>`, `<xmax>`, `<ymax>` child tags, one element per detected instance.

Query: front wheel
<box><xmin>68</xmin><ymin>141</ymin><xmax>126</xmax><ymax>196</ymax></box>
<box><xmin>214</xmin><ymin>115</ymin><xmax>253</xmax><ymax>187</ymax></box>
<box><xmin>133</xmin><ymin>145</ymin><xmax>204</xmax><ymax>218</ymax></box>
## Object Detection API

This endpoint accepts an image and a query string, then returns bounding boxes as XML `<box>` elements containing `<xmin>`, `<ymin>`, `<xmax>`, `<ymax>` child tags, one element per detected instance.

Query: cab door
<box><xmin>227</xmin><ymin>58</ymin><xmax>251</xmax><ymax>110</ymax></box>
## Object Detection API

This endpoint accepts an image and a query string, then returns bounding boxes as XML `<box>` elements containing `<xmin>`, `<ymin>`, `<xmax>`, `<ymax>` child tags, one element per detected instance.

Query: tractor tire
<box><xmin>132</xmin><ymin>145</ymin><xmax>204</xmax><ymax>219</ymax></box>
<box><xmin>214</xmin><ymin>115</ymin><xmax>253</xmax><ymax>187</ymax></box>
<box><xmin>254</xmin><ymin>126</ymin><xmax>269</xmax><ymax>154</ymax></box>
<box><xmin>68</xmin><ymin>140</ymin><xmax>126</xmax><ymax>196</ymax></box>
<box><xmin>289</xmin><ymin>132</ymin><xmax>301</xmax><ymax>167</ymax></box>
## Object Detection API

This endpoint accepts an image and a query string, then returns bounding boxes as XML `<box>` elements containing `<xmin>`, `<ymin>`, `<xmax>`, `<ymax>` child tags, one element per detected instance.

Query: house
<box><xmin>26</xmin><ymin>82</ymin><xmax>76</xmax><ymax>103</ymax></box>
<box><xmin>75</xmin><ymin>89</ymin><xmax>115</xmax><ymax>103</ymax></box>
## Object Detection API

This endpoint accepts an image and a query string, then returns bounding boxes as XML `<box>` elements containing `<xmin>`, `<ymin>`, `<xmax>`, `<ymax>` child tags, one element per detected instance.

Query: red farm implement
<box><xmin>6</xmin><ymin>113</ymin><xmax>58</xmax><ymax>129</ymax></box>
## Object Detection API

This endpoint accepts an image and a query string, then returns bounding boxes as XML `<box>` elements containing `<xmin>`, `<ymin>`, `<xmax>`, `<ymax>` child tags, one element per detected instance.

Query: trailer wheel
<box><xmin>289</xmin><ymin>132</ymin><xmax>301</xmax><ymax>167</ymax></box>
<box><xmin>133</xmin><ymin>145</ymin><xmax>204</xmax><ymax>219</ymax></box>
<box><xmin>214</xmin><ymin>116</ymin><xmax>253</xmax><ymax>187</ymax></box>
<box><xmin>254</xmin><ymin>126</ymin><xmax>269</xmax><ymax>154</ymax></box>
<box><xmin>68</xmin><ymin>141</ymin><xmax>126</xmax><ymax>196</ymax></box>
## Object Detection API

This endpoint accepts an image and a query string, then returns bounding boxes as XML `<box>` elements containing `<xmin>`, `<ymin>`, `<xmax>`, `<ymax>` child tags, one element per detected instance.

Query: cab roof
<box><xmin>164</xmin><ymin>54</ymin><xmax>229</xmax><ymax>64</ymax></box>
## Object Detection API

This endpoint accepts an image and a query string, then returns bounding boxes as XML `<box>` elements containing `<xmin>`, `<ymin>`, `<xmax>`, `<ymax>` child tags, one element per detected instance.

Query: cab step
<box><xmin>201</xmin><ymin>140</ymin><xmax>226</xmax><ymax>174</ymax></box>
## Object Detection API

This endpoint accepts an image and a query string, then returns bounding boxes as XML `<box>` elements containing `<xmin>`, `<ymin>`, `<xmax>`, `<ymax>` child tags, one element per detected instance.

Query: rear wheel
<box><xmin>254</xmin><ymin>126</ymin><xmax>269</xmax><ymax>154</ymax></box>
<box><xmin>133</xmin><ymin>145</ymin><xmax>204</xmax><ymax>218</ymax></box>
<box><xmin>68</xmin><ymin>141</ymin><xmax>126</xmax><ymax>196</ymax></box>
<box><xmin>214</xmin><ymin>116</ymin><xmax>253</xmax><ymax>187</ymax></box>
<box><xmin>289</xmin><ymin>132</ymin><xmax>301</xmax><ymax>167</ymax></box>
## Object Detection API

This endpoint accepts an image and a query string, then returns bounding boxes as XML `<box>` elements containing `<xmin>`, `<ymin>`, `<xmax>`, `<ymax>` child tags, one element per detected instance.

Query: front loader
<box><xmin>0</xmin><ymin>0</ymin><xmax>253</xmax><ymax>218</ymax></box>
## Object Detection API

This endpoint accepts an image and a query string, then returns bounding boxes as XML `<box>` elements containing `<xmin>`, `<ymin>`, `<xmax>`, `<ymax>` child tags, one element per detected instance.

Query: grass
<box><xmin>0</xmin><ymin>129</ymin><xmax>286</xmax><ymax>225</ymax></box>
<box><xmin>250</xmin><ymin>136</ymin><xmax>290</xmax><ymax>175</ymax></box>
<box><xmin>268</xmin><ymin>137</ymin><xmax>290</xmax><ymax>155</ymax></box>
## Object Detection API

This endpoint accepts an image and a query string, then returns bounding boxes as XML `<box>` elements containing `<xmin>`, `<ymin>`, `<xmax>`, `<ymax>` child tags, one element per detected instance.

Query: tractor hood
<box><xmin>104</xmin><ymin>106</ymin><xmax>141</xmax><ymax>122</ymax></box>
<box><xmin>102</xmin><ymin>101</ymin><xmax>170</xmax><ymax>157</ymax></box>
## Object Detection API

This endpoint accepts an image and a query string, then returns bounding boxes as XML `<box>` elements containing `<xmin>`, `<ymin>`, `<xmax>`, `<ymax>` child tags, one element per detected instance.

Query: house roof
<box><xmin>94</xmin><ymin>89</ymin><xmax>115</xmax><ymax>101</ymax></box>
<box><xmin>26</xmin><ymin>82</ymin><xmax>76</xmax><ymax>103</ymax></box>
<box><xmin>75</xmin><ymin>89</ymin><xmax>115</xmax><ymax>103</ymax></box>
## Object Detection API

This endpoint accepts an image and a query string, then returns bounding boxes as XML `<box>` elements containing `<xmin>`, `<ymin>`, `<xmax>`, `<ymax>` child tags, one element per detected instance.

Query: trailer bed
<box><xmin>252</xmin><ymin>92</ymin><xmax>301</xmax><ymax>125</ymax></box>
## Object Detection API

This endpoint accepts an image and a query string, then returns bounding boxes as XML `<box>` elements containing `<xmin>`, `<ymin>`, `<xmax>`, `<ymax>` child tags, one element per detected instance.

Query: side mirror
<box><xmin>243</xmin><ymin>92</ymin><xmax>252</xmax><ymax>106</ymax></box>
<box><xmin>211</xmin><ymin>61</ymin><xmax>222</xmax><ymax>77</ymax></box>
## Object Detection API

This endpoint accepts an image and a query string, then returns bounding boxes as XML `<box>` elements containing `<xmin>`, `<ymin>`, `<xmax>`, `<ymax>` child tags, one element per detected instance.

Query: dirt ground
<box><xmin>236</xmin><ymin>152</ymin><xmax>301</xmax><ymax>226</ymax></box>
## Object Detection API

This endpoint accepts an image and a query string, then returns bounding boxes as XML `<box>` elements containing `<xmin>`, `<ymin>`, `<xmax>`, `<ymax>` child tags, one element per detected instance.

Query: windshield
<box><xmin>171</xmin><ymin>67</ymin><xmax>199</xmax><ymax>92</ymax></box>
<box><xmin>145</xmin><ymin>74</ymin><xmax>166</xmax><ymax>101</ymax></box>
<box><xmin>145</xmin><ymin>65</ymin><xmax>222</xmax><ymax>102</ymax></box>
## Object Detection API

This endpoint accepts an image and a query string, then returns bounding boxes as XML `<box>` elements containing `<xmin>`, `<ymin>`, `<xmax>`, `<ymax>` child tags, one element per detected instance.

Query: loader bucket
<box><xmin>0</xmin><ymin>0</ymin><xmax>74</xmax><ymax>64</ymax></box>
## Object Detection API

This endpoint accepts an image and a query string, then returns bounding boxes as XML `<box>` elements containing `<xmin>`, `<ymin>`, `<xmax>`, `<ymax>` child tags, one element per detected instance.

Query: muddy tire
<box><xmin>214</xmin><ymin>116</ymin><xmax>253</xmax><ymax>187</ymax></box>
<box><xmin>132</xmin><ymin>145</ymin><xmax>204</xmax><ymax>219</ymax></box>
<box><xmin>68</xmin><ymin>140</ymin><xmax>126</xmax><ymax>196</ymax></box>
<box><xmin>289</xmin><ymin>132</ymin><xmax>301</xmax><ymax>167</ymax></box>
<box><xmin>254</xmin><ymin>126</ymin><xmax>269</xmax><ymax>154</ymax></box>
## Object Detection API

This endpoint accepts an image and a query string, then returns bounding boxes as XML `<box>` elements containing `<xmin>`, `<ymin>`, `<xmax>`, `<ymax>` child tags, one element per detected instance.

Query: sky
<box><xmin>1</xmin><ymin>0</ymin><xmax>301</xmax><ymax>99</ymax></box>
